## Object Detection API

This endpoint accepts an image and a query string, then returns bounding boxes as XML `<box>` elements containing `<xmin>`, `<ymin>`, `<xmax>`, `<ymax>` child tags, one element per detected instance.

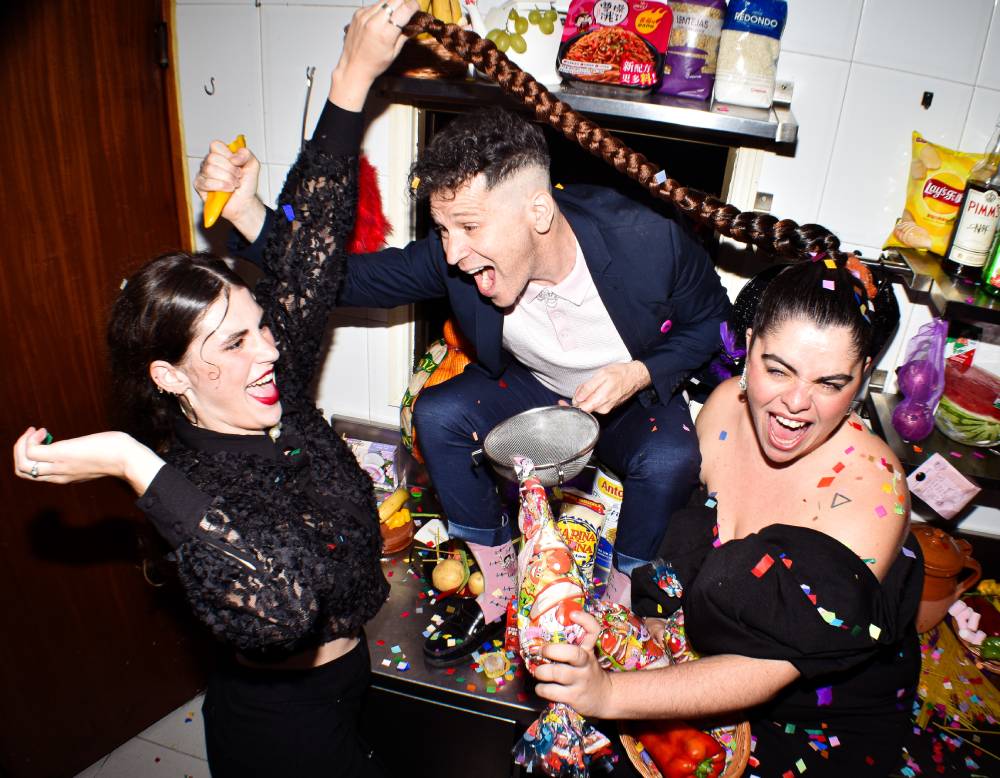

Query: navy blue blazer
<box><xmin>240</xmin><ymin>185</ymin><xmax>730</xmax><ymax>404</ymax></box>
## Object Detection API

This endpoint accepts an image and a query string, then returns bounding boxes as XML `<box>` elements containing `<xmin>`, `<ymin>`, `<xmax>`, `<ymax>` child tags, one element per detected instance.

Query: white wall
<box><xmin>171</xmin><ymin>0</ymin><xmax>1000</xmax><ymax>533</ymax></box>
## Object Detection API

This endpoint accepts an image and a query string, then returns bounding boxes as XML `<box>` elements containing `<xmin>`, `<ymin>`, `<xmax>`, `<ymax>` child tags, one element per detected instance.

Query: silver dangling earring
<box><xmin>738</xmin><ymin>365</ymin><xmax>748</xmax><ymax>393</ymax></box>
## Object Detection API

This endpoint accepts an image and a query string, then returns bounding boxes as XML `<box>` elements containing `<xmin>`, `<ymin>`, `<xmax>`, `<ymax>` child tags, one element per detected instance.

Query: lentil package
<box><xmin>714</xmin><ymin>0</ymin><xmax>787</xmax><ymax>108</ymax></box>
<box><xmin>657</xmin><ymin>0</ymin><xmax>726</xmax><ymax>100</ymax></box>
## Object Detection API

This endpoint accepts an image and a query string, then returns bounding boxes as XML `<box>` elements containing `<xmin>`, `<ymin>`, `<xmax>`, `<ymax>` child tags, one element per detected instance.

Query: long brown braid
<box><xmin>402</xmin><ymin>13</ymin><xmax>860</xmax><ymax>274</ymax></box>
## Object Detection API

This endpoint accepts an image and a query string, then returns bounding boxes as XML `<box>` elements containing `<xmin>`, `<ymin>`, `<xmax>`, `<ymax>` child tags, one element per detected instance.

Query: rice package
<box><xmin>512</xmin><ymin>458</ymin><xmax>614</xmax><ymax>776</ymax></box>
<box><xmin>884</xmin><ymin>132</ymin><xmax>985</xmax><ymax>257</ymax></box>
<box><xmin>559</xmin><ymin>0</ymin><xmax>673</xmax><ymax>89</ymax></box>
<box><xmin>714</xmin><ymin>0</ymin><xmax>787</xmax><ymax>108</ymax></box>
<box><xmin>657</xmin><ymin>0</ymin><xmax>726</xmax><ymax>100</ymax></box>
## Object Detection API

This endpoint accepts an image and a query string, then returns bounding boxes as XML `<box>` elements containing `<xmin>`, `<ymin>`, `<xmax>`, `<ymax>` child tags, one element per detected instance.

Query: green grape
<box><xmin>509</xmin><ymin>32</ymin><xmax>527</xmax><ymax>53</ymax></box>
<box><xmin>485</xmin><ymin>28</ymin><xmax>502</xmax><ymax>42</ymax></box>
<box><xmin>514</xmin><ymin>16</ymin><xmax>529</xmax><ymax>34</ymax></box>
<box><xmin>544</xmin><ymin>9</ymin><xmax>558</xmax><ymax>22</ymax></box>
<box><xmin>528</xmin><ymin>9</ymin><xmax>542</xmax><ymax>24</ymax></box>
<box><xmin>508</xmin><ymin>9</ymin><xmax>518</xmax><ymax>20</ymax></box>
<box><xmin>538</xmin><ymin>19</ymin><xmax>554</xmax><ymax>34</ymax></box>
<box><xmin>495</xmin><ymin>31</ymin><xmax>511</xmax><ymax>51</ymax></box>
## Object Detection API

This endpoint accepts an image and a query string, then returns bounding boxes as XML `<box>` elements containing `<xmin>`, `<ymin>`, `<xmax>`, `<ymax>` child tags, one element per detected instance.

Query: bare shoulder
<box><xmin>813</xmin><ymin>416</ymin><xmax>910</xmax><ymax>580</ymax></box>
<box><xmin>695</xmin><ymin>377</ymin><xmax>743</xmax><ymax>440</ymax></box>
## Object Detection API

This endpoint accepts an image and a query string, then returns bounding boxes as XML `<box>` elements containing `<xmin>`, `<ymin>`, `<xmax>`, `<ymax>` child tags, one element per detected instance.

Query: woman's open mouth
<box><xmin>246</xmin><ymin>369</ymin><xmax>280</xmax><ymax>406</ymax></box>
<box><xmin>767</xmin><ymin>412</ymin><xmax>811</xmax><ymax>451</ymax></box>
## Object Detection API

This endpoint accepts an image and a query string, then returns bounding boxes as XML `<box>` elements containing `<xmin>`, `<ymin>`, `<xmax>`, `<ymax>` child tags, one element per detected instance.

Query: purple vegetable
<box><xmin>896</xmin><ymin>359</ymin><xmax>938</xmax><ymax>404</ymax></box>
<box><xmin>892</xmin><ymin>400</ymin><xmax>935</xmax><ymax>442</ymax></box>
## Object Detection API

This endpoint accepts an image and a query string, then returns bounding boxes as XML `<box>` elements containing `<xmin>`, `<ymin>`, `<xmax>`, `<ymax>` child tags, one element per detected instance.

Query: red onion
<box><xmin>896</xmin><ymin>359</ymin><xmax>938</xmax><ymax>403</ymax></box>
<box><xmin>891</xmin><ymin>400</ymin><xmax>935</xmax><ymax>441</ymax></box>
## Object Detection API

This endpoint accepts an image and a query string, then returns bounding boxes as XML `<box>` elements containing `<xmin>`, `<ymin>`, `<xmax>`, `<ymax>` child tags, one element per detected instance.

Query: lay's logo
<box><xmin>923</xmin><ymin>177</ymin><xmax>963</xmax><ymax>207</ymax></box>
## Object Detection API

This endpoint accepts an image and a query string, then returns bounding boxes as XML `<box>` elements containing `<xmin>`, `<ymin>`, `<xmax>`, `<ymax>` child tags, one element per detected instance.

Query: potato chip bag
<box><xmin>884</xmin><ymin>132</ymin><xmax>984</xmax><ymax>256</ymax></box>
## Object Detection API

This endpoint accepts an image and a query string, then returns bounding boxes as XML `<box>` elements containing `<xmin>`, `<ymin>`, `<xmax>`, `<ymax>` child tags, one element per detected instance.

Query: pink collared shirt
<box><xmin>501</xmin><ymin>240</ymin><xmax>631</xmax><ymax>398</ymax></box>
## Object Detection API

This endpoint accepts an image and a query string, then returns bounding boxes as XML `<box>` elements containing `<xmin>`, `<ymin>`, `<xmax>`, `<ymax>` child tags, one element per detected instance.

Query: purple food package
<box><xmin>657</xmin><ymin>0</ymin><xmax>726</xmax><ymax>99</ymax></box>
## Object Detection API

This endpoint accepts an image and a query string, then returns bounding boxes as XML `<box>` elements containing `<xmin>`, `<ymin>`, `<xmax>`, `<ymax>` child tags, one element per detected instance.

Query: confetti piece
<box><xmin>831</xmin><ymin>493</ymin><xmax>851</xmax><ymax>508</ymax></box>
<box><xmin>498</xmin><ymin>379</ymin><xmax>508</xmax><ymax>388</ymax></box>
<box><xmin>869</xmin><ymin>624</ymin><xmax>882</xmax><ymax>640</ymax></box>
<box><xmin>410</xmin><ymin>176</ymin><xmax>420</xmax><ymax>190</ymax></box>
<box><xmin>751</xmin><ymin>554</ymin><xmax>775</xmax><ymax>578</ymax></box>
<box><xmin>862</xmin><ymin>558</ymin><xmax>876</xmax><ymax>565</ymax></box>
<box><xmin>882</xmin><ymin>482</ymin><xmax>892</xmax><ymax>493</ymax></box>
<box><xmin>817</xmin><ymin>476</ymin><xmax>835</xmax><ymax>488</ymax></box>
<box><xmin>660</xmin><ymin>319</ymin><xmax>672</xmax><ymax>333</ymax></box>
<box><xmin>824</xmin><ymin>258</ymin><xmax>836</xmax><ymax>269</ymax></box>
<box><xmin>874</xmin><ymin>505</ymin><xmax>887</xmax><ymax>518</ymax></box>
<box><xmin>822</xmin><ymin>279</ymin><xmax>835</xmax><ymax>291</ymax></box>
<box><xmin>554</xmin><ymin>182</ymin><xmax>564</xmax><ymax>189</ymax></box>
<box><xmin>844</xmin><ymin>446</ymin><xmax>854</xmax><ymax>454</ymax></box>
<box><xmin>913</xmin><ymin>445</ymin><xmax>923</xmax><ymax>453</ymax></box>
<box><xmin>832</xmin><ymin>462</ymin><xmax>845</xmax><ymax>473</ymax></box>
<box><xmin>950</xmin><ymin>451</ymin><xmax>963</xmax><ymax>458</ymax></box>
<box><xmin>653</xmin><ymin>170</ymin><xmax>667</xmax><ymax>185</ymax></box>
<box><xmin>682</xmin><ymin>424</ymin><xmax>690</xmax><ymax>432</ymax></box>
<box><xmin>973</xmin><ymin>451</ymin><xmax>986</xmax><ymax>459</ymax></box>
<box><xmin>281</xmin><ymin>203</ymin><xmax>295</xmax><ymax>221</ymax></box>
<box><xmin>902</xmin><ymin>546</ymin><xmax>916</xmax><ymax>559</ymax></box>
<box><xmin>719</xmin><ymin>430</ymin><xmax>728</xmax><ymax>441</ymax></box>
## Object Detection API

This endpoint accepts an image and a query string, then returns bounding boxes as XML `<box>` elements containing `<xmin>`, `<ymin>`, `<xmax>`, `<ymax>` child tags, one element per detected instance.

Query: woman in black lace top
<box><xmin>12</xmin><ymin>3</ymin><xmax>417</xmax><ymax>775</ymax></box>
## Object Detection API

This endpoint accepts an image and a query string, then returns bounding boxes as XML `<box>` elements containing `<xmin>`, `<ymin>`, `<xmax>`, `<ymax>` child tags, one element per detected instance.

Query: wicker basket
<box><xmin>620</xmin><ymin>720</ymin><xmax>752</xmax><ymax>778</ymax></box>
<box><xmin>951</xmin><ymin>617</ymin><xmax>1000</xmax><ymax>674</ymax></box>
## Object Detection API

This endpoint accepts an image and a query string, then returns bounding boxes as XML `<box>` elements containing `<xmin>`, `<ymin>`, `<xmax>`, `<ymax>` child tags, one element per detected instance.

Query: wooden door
<box><xmin>0</xmin><ymin>2</ymin><xmax>211</xmax><ymax>775</ymax></box>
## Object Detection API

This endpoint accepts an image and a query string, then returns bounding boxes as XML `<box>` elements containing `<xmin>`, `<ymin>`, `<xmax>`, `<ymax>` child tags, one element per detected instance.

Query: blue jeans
<box><xmin>412</xmin><ymin>361</ymin><xmax>700</xmax><ymax>575</ymax></box>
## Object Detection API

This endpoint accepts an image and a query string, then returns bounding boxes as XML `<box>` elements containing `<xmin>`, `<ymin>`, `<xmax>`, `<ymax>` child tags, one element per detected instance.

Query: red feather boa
<box><xmin>347</xmin><ymin>155</ymin><xmax>392</xmax><ymax>254</ymax></box>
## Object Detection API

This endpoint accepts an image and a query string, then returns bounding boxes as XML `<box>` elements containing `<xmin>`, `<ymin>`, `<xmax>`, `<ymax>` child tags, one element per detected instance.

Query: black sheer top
<box><xmin>137</xmin><ymin>103</ymin><xmax>389</xmax><ymax>659</ymax></box>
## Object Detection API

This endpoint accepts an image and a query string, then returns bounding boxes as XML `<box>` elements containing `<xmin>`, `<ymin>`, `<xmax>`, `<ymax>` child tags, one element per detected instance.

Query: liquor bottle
<box><xmin>942</xmin><ymin>114</ymin><xmax>1000</xmax><ymax>278</ymax></box>
<box><xmin>981</xmin><ymin>229</ymin><xmax>1000</xmax><ymax>297</ymax></box>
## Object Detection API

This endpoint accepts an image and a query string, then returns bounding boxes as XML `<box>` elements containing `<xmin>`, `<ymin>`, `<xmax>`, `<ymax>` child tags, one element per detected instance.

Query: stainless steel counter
<box><xmin>365</xmin><ymin>547</ymin><xmax>543</xmax><ymax>728</ymax></box>
<box><xmin>376</xmin><ymin>75</ymin><xmax>797</xmax><ymax>152</ymax></box>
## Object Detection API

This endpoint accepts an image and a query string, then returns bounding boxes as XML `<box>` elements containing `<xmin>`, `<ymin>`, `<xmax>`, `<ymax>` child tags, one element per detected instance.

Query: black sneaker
<box><xmin>423</xmin><ymin>599</ymin><xmax>504</xmax><ymax>667</ymax></box>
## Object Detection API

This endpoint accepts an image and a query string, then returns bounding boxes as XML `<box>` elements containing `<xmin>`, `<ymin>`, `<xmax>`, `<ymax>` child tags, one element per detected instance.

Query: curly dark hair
<box><xmin>408</xmin><ymin>106</ymin><xmax>550</xmax><ymax>199</ymax></box>
<box><xmin>107</xmin><ymin>252</ymin><xmax>249</xmax><ymax>452</ymax></box>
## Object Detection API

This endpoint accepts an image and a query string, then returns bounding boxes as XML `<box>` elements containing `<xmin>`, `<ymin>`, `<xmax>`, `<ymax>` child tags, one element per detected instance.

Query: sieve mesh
<box><xmin>482</xmin><ymin>405</ymin><xmax>599</xmax><ymax>486</ymax></box>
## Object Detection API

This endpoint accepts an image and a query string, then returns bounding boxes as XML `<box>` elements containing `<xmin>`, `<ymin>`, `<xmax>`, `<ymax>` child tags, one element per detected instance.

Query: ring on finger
<box><xmin>29</xmin><ymin>462</ymin><xmax>39</xmax><ymax>478</ymax></box>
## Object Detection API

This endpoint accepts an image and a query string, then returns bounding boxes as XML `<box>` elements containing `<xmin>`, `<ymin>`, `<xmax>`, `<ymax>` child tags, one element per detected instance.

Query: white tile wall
<box><xmin>755</xmin><ymin>52</ymin><xmax>850</xmax><ymax>226</ymax></box>
<box><xmin>816</xmin><ymin>64</ymin><xmax>973</xmax><ymax>251</ymax></box>
<box><xmin>174</xmin><ymin>5</ymin><xmax>266</xmax><ymax>159</ymax></box>
<box><xmin>853</xmin><ymin>0</ymin><xmax>994</xmax><ymax>85</ymax></box>
<box><xmin>980</xmin><ymin>2</ymin><xmax>1000</xmax><ymax>89</ymax></box>
<box><xmin>260</xmin><ymin>5</ymin><xmax>357</xmax><ymax>166</ymax></box>
<box><xmin>782</xmin><ymin>0</ymin><xmax>863</xmax><ymax>61</ymax></box>
<box><xmin>961</xmin><ymin>86</ymin><xmax>1000</xmax><ymax>150</ymax></box>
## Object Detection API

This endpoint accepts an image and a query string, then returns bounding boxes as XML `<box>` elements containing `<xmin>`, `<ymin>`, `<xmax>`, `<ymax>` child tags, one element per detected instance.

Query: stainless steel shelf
<box><xmin>883</xmin><ymin>248</ymin><xmax>1000</xmax><ymax>325</ymax></box>
<box><xmin>376</xmin><ymin>75</ymin><xmax>797</xmax><ymax>151</ymax></box>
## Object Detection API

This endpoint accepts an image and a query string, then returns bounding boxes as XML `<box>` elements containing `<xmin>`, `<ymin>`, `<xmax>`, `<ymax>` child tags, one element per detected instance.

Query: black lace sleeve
<box><xmin>254</xmin><ymin>142</ymin><xmax>359</xmax><ymax>396</ymax></box>
<box><xmin>172</xmin><ymin>501</ymin><xmax>322</xmax><ymax>655</ymax></box>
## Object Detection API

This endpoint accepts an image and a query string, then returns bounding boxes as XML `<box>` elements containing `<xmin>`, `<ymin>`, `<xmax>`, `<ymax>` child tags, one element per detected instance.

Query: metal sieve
<box><xmin>480</xmin><ymin>405</ymin><xmax>600</xmax><ymax>487</ymax></box>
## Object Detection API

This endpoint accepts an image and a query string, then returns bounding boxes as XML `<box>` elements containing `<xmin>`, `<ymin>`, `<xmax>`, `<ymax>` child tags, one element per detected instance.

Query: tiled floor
<box><xmin>75</xmin><ymin>695</ymin><xmax>210</xmax><ymax>778</ymax></box>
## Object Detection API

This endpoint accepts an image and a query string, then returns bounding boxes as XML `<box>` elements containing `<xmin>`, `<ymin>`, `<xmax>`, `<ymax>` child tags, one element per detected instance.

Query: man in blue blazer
<box><xmin>203</xmin><ymin>104</ymin><xmax>730</xmax><ymax>666</ymax></box>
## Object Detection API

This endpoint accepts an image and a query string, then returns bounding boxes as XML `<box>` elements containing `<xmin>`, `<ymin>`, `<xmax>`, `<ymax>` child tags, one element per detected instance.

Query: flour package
<box><xmin>714</xmin><ymin>0</ymin><xmax>787</xmax><ymax>108</ymax></box>
<box><xmin>657</xmin><ymin>0</ymin><xmax>726</xmax><ymax>100</ymax></box>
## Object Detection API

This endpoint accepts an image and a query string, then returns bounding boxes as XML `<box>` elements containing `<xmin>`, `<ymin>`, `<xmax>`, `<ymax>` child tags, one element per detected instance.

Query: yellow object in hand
<box><xmin>203</xmin><ymin>134</ymin><xmax>246</xmax><ymax>228</ymax></box>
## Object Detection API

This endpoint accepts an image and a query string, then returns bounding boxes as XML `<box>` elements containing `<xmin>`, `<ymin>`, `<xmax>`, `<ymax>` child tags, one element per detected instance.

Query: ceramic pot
<box><xmin>911</xmin><ymin>524</ymin><xmax>982</xmax><ymax>633</ymax></box>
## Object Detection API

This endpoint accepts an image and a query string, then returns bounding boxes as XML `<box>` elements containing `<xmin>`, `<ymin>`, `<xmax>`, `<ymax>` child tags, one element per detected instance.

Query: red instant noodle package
<box><xmin>559</xmin><ymin>0</ymin><xmax>673</xmax><ymax>89</ymax></box>
<box><xmin>511</xmin><ymin>458</ymin><xmax>615</xmax><ymax>776</ymax></box>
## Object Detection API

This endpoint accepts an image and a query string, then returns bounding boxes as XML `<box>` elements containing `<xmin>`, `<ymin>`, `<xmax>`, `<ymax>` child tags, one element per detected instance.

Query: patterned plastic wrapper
<box><xmin>590</xmin><ymin>600</ymin><xmax>670</xmax><ymax>672</ymax></box>
<box><xmin>512</xmin><ymin>457</ymin><xmax>615</xmax><ymax>776</ymax></box>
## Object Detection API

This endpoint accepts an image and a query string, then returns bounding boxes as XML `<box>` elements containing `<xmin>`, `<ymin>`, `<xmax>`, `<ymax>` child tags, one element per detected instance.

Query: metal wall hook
<box><xmin>300</xmin><ymin>66</ymin><xmax>317</xmax><ymax>153</ymax></box>
<box><xmin>204</xmin><ymin>77</ymin><xmax>216</xmax><ymax>96</ymax></box>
